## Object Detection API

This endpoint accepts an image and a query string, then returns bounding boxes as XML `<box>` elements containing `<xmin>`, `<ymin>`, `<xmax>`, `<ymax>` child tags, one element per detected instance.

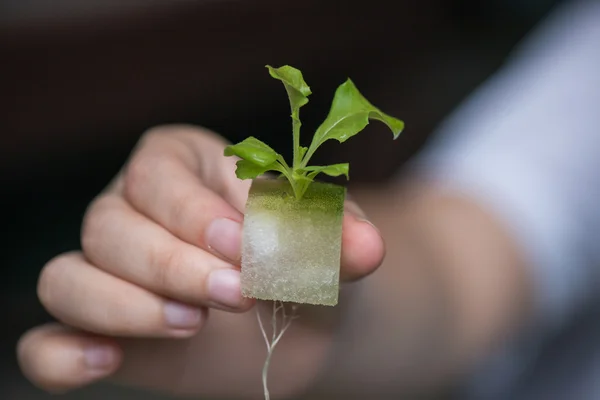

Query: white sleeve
<box><xmin>411</xmin><ymin>0</ymin><xmax>600</xmax><ymax>333</ymax></box>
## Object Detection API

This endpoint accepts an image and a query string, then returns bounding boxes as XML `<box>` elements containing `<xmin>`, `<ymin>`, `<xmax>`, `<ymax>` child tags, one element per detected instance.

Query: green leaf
<box><xmin>223</xmin><ymin>137</ymin><xmax>280</xmax><ymax>167</ymax></box>
<box><xmin>305</xmin><ymin>79</ymin><xmax>404</xmax><ymax>163</ymax></box>
<box><xmin>267</xmin><ymin>65</ymin><xmax>313</xmax><ymax>169</ymax></box>
<box><xmin>224</xmin><ymin>66</ymin><xmax>404</xmax><ymax>201</ymax></box>
<box><xmin>266</xmin><ymin>65</ymin><xmax>312</xmax><ymax>109</ymax></box>
<box><xmin>299</xmin><ymin>146</ymin><xmax>308</xmax><ymax>160</ymax></box>
<box><xmin>232</xmin><ymin>160</ymin><xmax>279</xmax><ymax>180</ymax></box>
<box><xmin>300</xmin><ymin>163</ymin><xmax>349</xmax><ymax>180</ymax></box>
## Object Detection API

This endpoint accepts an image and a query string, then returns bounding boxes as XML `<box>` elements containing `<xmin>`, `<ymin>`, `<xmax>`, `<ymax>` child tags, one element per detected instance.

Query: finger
<box><xmin>122</xmin><ymin>127</ymin><xmax>249</xmax><ymax>263</ymax></box>
<box><xmin>340</xmin><ymin>200</ymin><xmax>386</xmax><ymax>281</ymax></box>
<box><xmin>39</xmin><ymin>252</ymin><xmax>208</xmax><ymax>337</ymax></box>
<box><xmin>82</xmin><ymin>195</ymin><xmax>253</xmax><ymax>311</ymax></box>
<box><xmin>17</xmin><ymin>323</ymin><xmax>122</xmax><ymax>393</ymax></box>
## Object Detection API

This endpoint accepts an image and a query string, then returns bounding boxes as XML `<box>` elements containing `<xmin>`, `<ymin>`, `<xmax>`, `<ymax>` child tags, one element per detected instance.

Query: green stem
<box><xmin>292</xmin><ymin>112</ymin><xmax>301</xmax><ymax>169</ymax></box>
<box><xmin>299</xmin><ymin>144</ymin><xmax>316</xmax><ymax>169</ymax></box>
<box><xmin>296</xmin><ymin>179</ymin><xmax>310</xmax><ymax>199</ymax></box>
<box><xmin>275</xmin><ymin>158</ymin><xmax>302</xmax><ymax>199</ymax></box>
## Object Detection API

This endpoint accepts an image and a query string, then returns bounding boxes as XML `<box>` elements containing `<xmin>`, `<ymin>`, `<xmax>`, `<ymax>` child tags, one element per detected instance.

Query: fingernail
<box><xmin>207</xmin><ymin>268</ymin><xmax>243</xmax><ymax>309</ymax></box>
<box><xmin>345</xmin><ymin>200</ymin><xmax>382</xmax><ymax>235</ymax></box>
<box><xmin>206</xmin><ymin>218</ymin><xmax>242</xmax><ymax>262</ymax></box>
<box><xmin>345</xmin><ymin>200</ymin><xmax>368</xmax><ymax>221</ymax></box>
<box><xmin>84</xmin><ymin>345</ymin><xmax>117</xmax><ymax>370</ymax></box>
<box><xmin>164</xmin><ymin>301</ymin><xmax>203</xmax><ymax>329</ymax></box>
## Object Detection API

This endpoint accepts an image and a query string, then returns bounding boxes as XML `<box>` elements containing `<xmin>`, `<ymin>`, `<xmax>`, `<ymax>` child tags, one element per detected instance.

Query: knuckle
<box><xmin>140</xmin><ymin>124</ymin><xmax>179</xmax><ymax>142</ymax></box>
<box><xmin>150</xmin><ymin>241</ymin><xmax>185</xmax><ymax>295</ymax></box>
<box><xmin>123</xmin><ymin>151</ymin><xmax>172</xmax><ymax>202</ymax></box>
<box><xmin>124</xmin><ymin>125</ymin><xmax>210</xmax><ymax>205</ymax></box>
<box><xmin>80</xmin><ymin>196</ymin><xmax>116</xmax><ymax>258</ymax></box>
<box><xmin>124</xmin><ymin>126</ymin><xmax>186</xmax><ymax>196</ymax></box>
<box><xmin>123</xmin><ymin>153</ymin><xmax>153</xmax><ymax>200</ymax></box>
<box><xmin>37</xmin><ymin>254</ymin><xmax>72</xmax><ymax>311</ymax></box>
<box><xmin>142</xmin><ymin>123</ymin><xmax>209</xmax><ymax>143</ymax></box>
<box><xmin>167</xmin><ymin>187</ymin><xmax>196</xmax><ymax>231</ymax></box>
<box><xmin>136</xmin><ymin>125</ymin><xmax>194</xmax><ymax>155</ymax></box>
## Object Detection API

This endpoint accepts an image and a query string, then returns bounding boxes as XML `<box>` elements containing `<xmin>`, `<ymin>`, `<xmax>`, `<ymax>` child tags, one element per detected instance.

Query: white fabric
<box><xmin>414</xmin><ymin>0</ymin><xmax>600</xmax><ymax>333</ymax></box>
<box><xmin>411</xmin><ymin>1</ymin><xmax>600</xmax><ymax>397</ymax></box>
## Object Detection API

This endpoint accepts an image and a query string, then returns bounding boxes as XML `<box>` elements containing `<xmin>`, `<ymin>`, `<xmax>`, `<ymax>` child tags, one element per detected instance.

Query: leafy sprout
<box><xmin>224</xmin><ymin>65</ymin><xmax>404</xmax><ymax>199</ymax></box>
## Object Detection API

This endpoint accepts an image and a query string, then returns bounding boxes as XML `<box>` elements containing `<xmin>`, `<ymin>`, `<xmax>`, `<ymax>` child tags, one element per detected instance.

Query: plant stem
<box><xmin>256</xmin><ymin>301</ymin><xmax>298</xmax><ymax>400</ymax></box>
<box><xmin>275</xmin><ymin>158</ymin><xmax>302</xmax><ymax>199</ymax></box>
<box><xmin>299</xmin><ymin>145</ymin><xmax>316</xmax><ymax>169</ymax></box>
<box><xmin>292</xmin><ymin>111</ymin><xmax>301</xmax><ymax>169</ymax></box>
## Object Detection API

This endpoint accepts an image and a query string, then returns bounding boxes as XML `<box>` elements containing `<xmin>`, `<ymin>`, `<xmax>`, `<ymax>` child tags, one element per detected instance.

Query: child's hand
<box><xmin>17</xmin><ymin>125</ymin><xmax>385</xmax><ymax>394</ymax></box>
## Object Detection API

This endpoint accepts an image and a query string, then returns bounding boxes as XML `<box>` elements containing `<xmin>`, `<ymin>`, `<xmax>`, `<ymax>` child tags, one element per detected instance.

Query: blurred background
<box><xmin>0</xmin><ymin>0</ymin><xmax>563</xmax><ymax>398</ymax></box>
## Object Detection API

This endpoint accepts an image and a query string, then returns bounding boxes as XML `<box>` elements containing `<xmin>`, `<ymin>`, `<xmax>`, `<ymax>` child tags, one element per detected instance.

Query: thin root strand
<box><xmin>256</xmin><ymin>301</ymin><xmax>298</xmax><ymax>400</ymax></box>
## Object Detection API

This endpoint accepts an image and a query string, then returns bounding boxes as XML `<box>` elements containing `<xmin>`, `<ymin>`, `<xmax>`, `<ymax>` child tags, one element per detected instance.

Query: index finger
<box><xmin>121</xmin><ymin>126</ymin><xmax>250</xmax><ymax>264</ymax></box>
<box><xmin>117</xmin><ymin>125</ymin><xmax>383</xmax><ymax>282</ymax></box>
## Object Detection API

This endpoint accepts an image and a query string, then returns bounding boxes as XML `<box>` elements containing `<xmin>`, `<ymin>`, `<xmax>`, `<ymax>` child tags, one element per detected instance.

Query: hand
<box><xmin>16</xmin><ymin>125</ymin><xmax>385</xmax><ymax>396</ymax></box>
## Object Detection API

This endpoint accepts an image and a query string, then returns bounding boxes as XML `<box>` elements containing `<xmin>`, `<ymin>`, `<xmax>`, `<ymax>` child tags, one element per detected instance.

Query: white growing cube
<box><xmin>241</xmin><ymin>179</ymin><xmax>346</xmax><ymax>306</ymax></box>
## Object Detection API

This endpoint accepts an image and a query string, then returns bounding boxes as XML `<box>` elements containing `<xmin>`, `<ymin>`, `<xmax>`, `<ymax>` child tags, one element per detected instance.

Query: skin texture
<box><xmin>16</xmin><ymin>125</ymin><xmax>532</xmax><ymax>399</ymax></box>
<box><xmin>314</xmin><ymin>182</ymin><xmax>532</xmax><ymax>398</ymax></box>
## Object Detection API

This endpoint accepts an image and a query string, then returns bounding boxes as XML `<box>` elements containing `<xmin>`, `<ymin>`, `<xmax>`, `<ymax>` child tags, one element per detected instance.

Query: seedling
<box><xmin>224</xmin><ymin>65</ymin><xmax>404</xmax><ymax>400</ymax></box>
<box><xmin>225</xmin><ymin>65</ymin><xmax>404</xmax><ymax>200</ymax></box>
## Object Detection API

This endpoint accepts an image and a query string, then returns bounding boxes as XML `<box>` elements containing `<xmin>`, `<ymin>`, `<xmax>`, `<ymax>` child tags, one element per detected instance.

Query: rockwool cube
<box><xmin>241</xmin><ymin>179</ymin><xmax>346</xmax><ymax>306</ymax></box>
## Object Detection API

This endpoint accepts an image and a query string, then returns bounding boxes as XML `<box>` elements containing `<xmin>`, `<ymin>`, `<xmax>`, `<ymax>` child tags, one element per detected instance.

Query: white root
<box><xmin>256</xmin><ymin>301</ymin><xmax>299</xmax><ymax>400</ymax></box>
